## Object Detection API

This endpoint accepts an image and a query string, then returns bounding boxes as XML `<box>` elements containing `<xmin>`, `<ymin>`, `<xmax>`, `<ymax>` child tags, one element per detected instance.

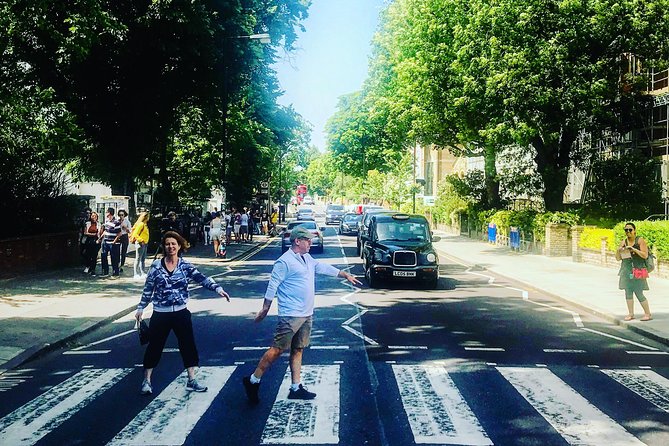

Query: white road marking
<box><xmin>311</xmin><ymin>345</ymin><xmax>349</xmax><ymax>350</ymax></box>
<box><xmin>233</xmin><ymin>346</ymin><xmax>269</xmax><ymax>351</ymax></box>
<box><xmin>543</xmin><ymin>349</ymin><xmax>586</xmax><ymax>353</ymax></box>
<box><xmin>261</xmin><ymin>365</ymin><xmax>340</xmax><ymax>444</ymax></box>
<box><xmin>0</xmin><ymin>368</ymin><xmax>132</xmax><ymax>446</ymax></box>
<box><xmin>63</xmin><ymin>350</ymin><xmax>111</xmax><ymax>355</ymax></box>
<box><xmin>464</xmin><ymin>347</ymin><xmax>505</xmax><ymax>352</ymax></box>
<box><xmin>581</xmin><ymin>328</ymin><xmax>658</xmax><ymax>350</ymax></box>
<box><xmin>498</xmin><ymin>367</ymin><xmax>644</xmax><ymax>445</ymax></box>
<box><xmin>108</xmin><ymin>366</ymin><xmax>235</xmax><ymax>445</ymax></box>
<box><xmin>392</xmin><ymin>364</ymin><xmax>491</xmax><ymax>445</ymax></box>
<box><xmin>602</xmin><ymin>369</ymin><xmax>669</xmax><ymax>413</ymax></box>
<box><xmin>388</xmin><ymin>346</ymin><xmax>428</xmax><ymax>350</ymax></box>
<box><xmin>71</xmin><ymin>329</ymin><xmax>135</xmax><ymax>351</ymax></box>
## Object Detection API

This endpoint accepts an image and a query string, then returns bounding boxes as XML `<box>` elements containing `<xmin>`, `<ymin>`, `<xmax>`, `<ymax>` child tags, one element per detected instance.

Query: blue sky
<box><xmin>273</xmin><ymin>0</ymin><xmax>386</xmax><ymax>152</ymax></box>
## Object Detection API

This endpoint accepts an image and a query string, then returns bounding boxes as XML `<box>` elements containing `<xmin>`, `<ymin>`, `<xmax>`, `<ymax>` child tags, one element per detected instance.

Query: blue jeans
<box><xmin>101</xmin><ymin>241</ymin><xmax>121</xmax><ymax>275</ymax></box>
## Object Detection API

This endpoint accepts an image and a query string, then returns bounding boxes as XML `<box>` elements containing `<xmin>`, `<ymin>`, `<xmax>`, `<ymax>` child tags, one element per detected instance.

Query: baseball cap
<box><xmin>290</xmin><ymin>226</ymin><xmax>316</xmax><ymax>242</ymax></box>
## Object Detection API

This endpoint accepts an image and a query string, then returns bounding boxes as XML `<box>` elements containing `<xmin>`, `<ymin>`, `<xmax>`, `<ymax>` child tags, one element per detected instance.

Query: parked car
<box><xmin>281</xmin><ymin>220</ymin><xmax>325</xmax><ymax>253</ymax></box>
<box><xmin>303</xmin><ymin>196</ymin><xmax>314</xmax><ymax>205</ymax></box>
<box><xmin>295</xmin><ymin>206</ymin><xmax>316</xmax><ymax>221</ymax></box>
<box><xmin>362</xmin><ymin>213</ymin><xmax>440</xmax><ymax>289</ymax></box>
<box><xmin>357</xmin><ymin>208</ymin><xmax>395</xmax><ymax>256</ymax></box>
<box><xmin>325</xmin><ymin>204</ymin><xmax>346</xmax><ymax>225</ymax></box>
<box><xmin>338</xmin><ymin>212</ymin><xmax>362</xmax><ymax>235</ymax></box>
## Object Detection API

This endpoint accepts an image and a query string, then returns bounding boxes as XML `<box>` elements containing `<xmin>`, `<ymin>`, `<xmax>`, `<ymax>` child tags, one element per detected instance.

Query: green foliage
<box><xmin>532</xmin><ymin>211</ymin><xmax>581</xmax><ymax>241</ymax></box>
<box><xmin>583</xmin><ymin>151</ymin><xmax>663</xmax><ymax>220</ymax></box>
<box><xmin>613</xmin><ymin>220</ymin><xmax>669</xmax><ymax>260</ymax></box>
<box><xmin>431</xmin><ymin>180</ymin><xmax>470</xmax><ymax>226</ymax></box>
<box><xmin>579</xmin><ymin>227</ymin><xmax>616</xmax><ymax>251</ymax></box>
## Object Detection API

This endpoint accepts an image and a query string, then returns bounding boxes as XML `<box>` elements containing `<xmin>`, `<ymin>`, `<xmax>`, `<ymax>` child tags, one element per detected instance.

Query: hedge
<box><xmin>579</xmin><ymin>227</ymin><xmax>616</xmax><ymax>251</ymax></box>
<box><xmin>613</xmin><ymin>220</ymin><xmax>669</xmax><ymax>260</ymax></box>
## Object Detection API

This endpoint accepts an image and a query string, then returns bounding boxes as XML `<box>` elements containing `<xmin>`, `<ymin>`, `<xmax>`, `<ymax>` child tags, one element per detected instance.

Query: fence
<box><xmin>0</xmin><ymin>231</ymin><xmax>80</xmax><ymax>279</ymax></box>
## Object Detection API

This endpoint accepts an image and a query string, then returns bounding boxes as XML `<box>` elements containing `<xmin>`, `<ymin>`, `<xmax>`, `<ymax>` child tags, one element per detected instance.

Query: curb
<box><xmin>0</xmin><ymin>241</ymin><xmax>266</xmax><ymax>374</ymax></box>
<box><xmin>436</xmin><ymin>246</ymin><xmax>669</xmax><ymax>348</ymax></box>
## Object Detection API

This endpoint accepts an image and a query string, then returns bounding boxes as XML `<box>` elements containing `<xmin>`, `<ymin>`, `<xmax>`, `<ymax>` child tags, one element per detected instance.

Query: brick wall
<box><xmin>0</xmin><ymin>231</ymin><xmax>80</xmax><ymax>278</ymax></box>
<box><xmin>545</xmin><ymin>223</ymin><xmax>571</xmax><ymax>257</ymax></box>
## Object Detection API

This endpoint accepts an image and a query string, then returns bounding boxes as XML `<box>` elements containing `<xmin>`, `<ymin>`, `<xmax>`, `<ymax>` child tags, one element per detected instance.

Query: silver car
<box><xmin>281</xmin><ymin>220</ymin><xmax>325</xmax><ymax>253</ymax></box>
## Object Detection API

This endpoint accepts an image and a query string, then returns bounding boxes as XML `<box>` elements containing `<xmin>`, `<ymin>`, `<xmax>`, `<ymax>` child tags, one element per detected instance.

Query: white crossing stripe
<box><xmin>261</xmin><ymin>365</ymin><xmax>339</xmax><ymax>444</ymax></box>
<box><xmin>497</xmin><ymin>367</ymin><xmax>644</xmax><ymax>446</ymax></box>
<box><xmin>108</xmin><ymin>366</ymin><xmax>235</xmax><ymax>446</ymax></box>
<box><xmin>0</xmin><ymin>368</ymin><xmax>132</xmax><ymax>446</ymax></box>
<box><xmin>392</xmin><ymin>365</ymin><xmax>492</xmax><ymax>445</ymax></box>
<box><xmin>602</xmin><ymin>369</ymin><xmax>669</xmax><ymax>413</ymax></box>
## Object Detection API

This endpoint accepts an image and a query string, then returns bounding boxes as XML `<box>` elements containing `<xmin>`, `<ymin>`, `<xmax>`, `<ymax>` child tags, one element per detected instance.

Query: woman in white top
<box><xmin>209</xmin><ymin>212</ymin><xmax>223</xmax><ymax>257</ymax></box>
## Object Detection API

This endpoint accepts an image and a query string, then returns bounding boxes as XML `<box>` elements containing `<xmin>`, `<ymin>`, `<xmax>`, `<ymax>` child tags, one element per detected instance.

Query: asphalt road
<box><xmin>1</xmin><ymin>218</ymin><xmax>668</xmax><ymax>446</ymax></box>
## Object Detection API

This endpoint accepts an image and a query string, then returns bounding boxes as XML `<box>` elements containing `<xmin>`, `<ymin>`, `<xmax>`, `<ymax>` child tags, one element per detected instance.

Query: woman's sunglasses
<box><xmin>624</xmin><ymin>228</ymin><xmax>634</xmax><ymax>232</ymax></box>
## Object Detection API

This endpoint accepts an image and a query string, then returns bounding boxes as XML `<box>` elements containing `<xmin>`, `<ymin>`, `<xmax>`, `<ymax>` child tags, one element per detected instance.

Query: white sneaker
<box><xmin>133</xmin><ymin>274</ymin><xmax>141</xmax><ymax>280</ymax></box>
<box><xmin>83</xmin><ymin>267</ymin><xmax>89</xmax><ymax>273</ymax></box>
<box><xmin>140</xmin><ymin>379</ymin><xmax>152</xmax><ymax>395</ymax></box>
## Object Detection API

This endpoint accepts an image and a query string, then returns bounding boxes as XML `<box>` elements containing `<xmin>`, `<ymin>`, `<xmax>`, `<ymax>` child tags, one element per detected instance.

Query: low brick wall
<box><xmin>0</xmin><ymin>231</ymin><xmax>80</xmax><ymax>278</ymax></box>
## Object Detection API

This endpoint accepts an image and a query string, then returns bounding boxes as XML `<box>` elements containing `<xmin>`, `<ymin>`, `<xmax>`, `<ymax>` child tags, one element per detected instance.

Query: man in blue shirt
<box><xmin>243</xmin><ymin>227</ymin><xmax>361</xmax><ymax>402</ymax></box>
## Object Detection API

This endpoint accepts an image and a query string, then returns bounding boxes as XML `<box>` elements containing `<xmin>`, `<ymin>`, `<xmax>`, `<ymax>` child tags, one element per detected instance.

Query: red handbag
<box><xmin>632</xmin><ymin>267</ymin><xmax>649</xmax><ymax>279</ymax></box>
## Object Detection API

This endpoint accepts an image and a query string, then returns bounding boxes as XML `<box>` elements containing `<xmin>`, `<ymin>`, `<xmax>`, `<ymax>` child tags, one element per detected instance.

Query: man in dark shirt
<box><xmin>100</xmin><ymin>207</ymin><xmax>122</xmax><ymax>277</ymax></box>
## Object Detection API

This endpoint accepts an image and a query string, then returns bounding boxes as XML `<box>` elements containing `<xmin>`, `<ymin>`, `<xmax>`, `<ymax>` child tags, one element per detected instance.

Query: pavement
<box><xmin>0</xmin><ymin>236</ymin><xmax>270</xmax><ymax>374</ymax></box>
<box><xmin>1</xmin><ymin>229</ymin><xmax>668</xmax><ymax>375</ymax></box>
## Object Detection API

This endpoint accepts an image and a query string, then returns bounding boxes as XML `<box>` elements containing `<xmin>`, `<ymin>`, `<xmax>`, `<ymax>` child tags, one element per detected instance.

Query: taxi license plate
<box><xmin>393</xmin><ymin>270</ymin><xmax>416</xmax><ymax>277</ymax></box>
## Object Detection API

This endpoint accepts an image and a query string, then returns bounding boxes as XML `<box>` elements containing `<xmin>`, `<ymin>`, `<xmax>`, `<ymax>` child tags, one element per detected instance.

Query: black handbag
<box><xmin>138</xmin><ymin>320</ymin><xmax>150</xmax><ymax>345</ymax></box>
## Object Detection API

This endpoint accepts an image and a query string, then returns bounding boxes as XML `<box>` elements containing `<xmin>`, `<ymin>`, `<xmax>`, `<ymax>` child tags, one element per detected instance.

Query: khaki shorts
<box><xmin>272</xmin><ymin>316</ymin><xmax>313</xmax><ymax>350</ymax></box>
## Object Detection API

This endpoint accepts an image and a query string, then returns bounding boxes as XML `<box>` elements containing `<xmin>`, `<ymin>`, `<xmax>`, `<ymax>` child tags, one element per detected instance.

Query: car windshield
<box><xmin>288</xmin><ymin>221</ymin><xmax>317</xmax><ymax>230</ymax></box>
<box><xmin>327</xmin><ymin>205</ymin><xmax>344</xmax><ymax>211</ymax></box>
<box><xmin>344</xmin><ymin>214</ymin><xmax>361</xmax><ymax>222</ymax></box>
<box><xmin>376</xmin><ymin>221</ymin><xmax>429</xmax><ymax>241</ymax></box>
<box><xmin>297</xmin><ymin>208</ymin><xmax>313</xmax><ymax>214</ymax></box>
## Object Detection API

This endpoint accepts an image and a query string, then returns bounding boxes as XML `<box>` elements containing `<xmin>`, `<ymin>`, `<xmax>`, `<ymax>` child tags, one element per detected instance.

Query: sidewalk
<box><xmin>0</xmin><ymin>237</ymin><xmax>267</xmax><ymax>373</ymax></box>
<box><xmin>433</xmin><ymin>232</ymin><xmax>669</xmax><ymax>346</ymax></box>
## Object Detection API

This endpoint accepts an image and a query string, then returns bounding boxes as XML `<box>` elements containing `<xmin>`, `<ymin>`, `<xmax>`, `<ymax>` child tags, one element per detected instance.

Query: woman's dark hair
<box><xmin>625</xmin><ymin>222</ymin><xmax>636</xmax><ymax>230</ymax></box>
<box><xmin>162</xmin><ymin>231</ymin><xmax>190</xmax><ymax>251</ymax></box>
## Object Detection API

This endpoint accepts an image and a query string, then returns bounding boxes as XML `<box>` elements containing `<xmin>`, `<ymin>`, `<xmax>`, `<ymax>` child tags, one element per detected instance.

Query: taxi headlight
<box><xmin>426</xmin><ymin>252</ymin><xmax>437</xmax><ymax>263</ymax></box>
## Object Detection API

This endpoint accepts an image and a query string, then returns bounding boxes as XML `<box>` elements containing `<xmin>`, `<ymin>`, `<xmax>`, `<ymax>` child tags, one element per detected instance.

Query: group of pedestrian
<box><xmin>80</xmin><ymin>207</ymin><xmax>150</xmax><ymax>279</ymax></box>
<box><xmin>134</xmin><ymin>222</ymin><xmax>361</xmax><ymax>403</ymax></box>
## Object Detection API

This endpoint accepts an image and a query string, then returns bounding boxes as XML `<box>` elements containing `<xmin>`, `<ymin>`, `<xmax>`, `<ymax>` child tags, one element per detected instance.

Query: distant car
<box><xmin>303</xmin><ymin>196</ymin><xmax>314</xmax><ymax>205</ymax></box>
<box><xmin>281</xmin><ymin>220</ymin><xmax>325</xmax><ymax>253</ymax></box>
<box><xmin>362</xmin><ymin>213</ymin><xmax>440</xmax><ymax>289</ymax></box>
<box><xmin>338</xmin><ymin>212</ymin><xmax>362</xmax><ymax>235</ymax></box>
<box><xmin>296</xmin><ymin>206</ymin><xmax>316</xmax><ymax>221</ymax></box>
<box><xmin>325</xmin><ymin>204</ymin><xmax>346</xmax><ymax>225</ymax></box>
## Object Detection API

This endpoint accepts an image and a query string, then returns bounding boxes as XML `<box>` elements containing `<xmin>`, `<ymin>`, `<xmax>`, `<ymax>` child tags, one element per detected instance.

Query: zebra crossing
<box><xmin>0</xmin><ymin>363</ymin><xmax>667</xmax><ymax>445</ymax></box>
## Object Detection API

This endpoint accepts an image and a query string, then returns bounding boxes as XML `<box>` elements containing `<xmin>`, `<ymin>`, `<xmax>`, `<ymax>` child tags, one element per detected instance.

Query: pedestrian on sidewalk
<box><xmin>130</xmin><ymin>212</ymin><xmax>150</xmax><ymax>279</ymax></box>
<box><xmin>118</xmin><ymin>209</ymin><xmax>132</xmax><ymax>273</ymax></box>
<box><xmin>83</xmin><ymin>211</ymin><xmax>101</xmax><ymax>276</ymax></box>
<box><xmin>616</xmin><ymin>222</ymin><xmax>652</xmax><ymax>321</ymax></box>
<box><xmin>209</xmin><ymin>212</ymin><xmax>224</xmax><ymax>258</ymax></box>
<box><xmin>242</xmin><ymin>227</ymin><xmax>362</xmax><ymax>404</ymax></box>
<box><xmin>135</xmin><ymin>231</ymin><xmax>231</xmax><ymax>396</ymax></box>
<box><xmin>99</xmin><ymin>207</ymin><xmax>122</xmax><ymax>277</ymax></box>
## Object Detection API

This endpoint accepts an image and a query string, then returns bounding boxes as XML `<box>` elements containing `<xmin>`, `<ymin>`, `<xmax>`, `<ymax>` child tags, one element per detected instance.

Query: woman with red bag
<box><xmin>616</xmin><ymin>222</ymin><xmax>652</xmax><ymax>321</ymax></box>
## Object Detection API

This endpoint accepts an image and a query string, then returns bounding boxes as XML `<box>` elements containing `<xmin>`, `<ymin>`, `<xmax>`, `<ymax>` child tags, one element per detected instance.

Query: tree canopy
<box><xmin>326</xmin><ymin>0</ymin><xmax>669</xmax><ymax>211</ymax></box>
<box><xmin>1</xmin><ymin>0</ymin><xmax>313</xmax><ymax>212</ymax></box>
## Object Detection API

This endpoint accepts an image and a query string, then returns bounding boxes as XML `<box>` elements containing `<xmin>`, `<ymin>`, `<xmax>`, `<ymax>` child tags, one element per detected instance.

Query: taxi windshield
<box><xmin>376</xmin><ymin>221</ymin><xmax>429</xmax><ymax>242</ymax></box>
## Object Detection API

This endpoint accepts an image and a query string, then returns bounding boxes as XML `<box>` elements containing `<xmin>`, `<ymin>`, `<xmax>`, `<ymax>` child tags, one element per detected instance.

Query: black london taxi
<box><xmin>361</xmin><ymin>213</ymin><xmax>440</xmax><ymax>289</ymax></box>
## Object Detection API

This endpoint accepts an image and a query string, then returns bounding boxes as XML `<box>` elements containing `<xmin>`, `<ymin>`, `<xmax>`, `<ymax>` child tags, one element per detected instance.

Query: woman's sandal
<box><xmin>624</xmin><ymin>315</ymin><xmax>635</xmax><ymax>321</ymax></box>
<box><xmin>640</xmin><ymin>315</ymin><xmax>653</xmax><ymax>321</ymax></box>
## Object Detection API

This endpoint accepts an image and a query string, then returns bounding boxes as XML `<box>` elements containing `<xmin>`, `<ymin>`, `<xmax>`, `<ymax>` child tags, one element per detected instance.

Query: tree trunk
<box><xmin>483</xmin><ymin>144</ymin><xmax>501</xmax><ymax>209</ymax></box>
<box><xmin>532</xmin><ymin>129</ymin><xmax>576</xmax><ymax>211</ymax></box>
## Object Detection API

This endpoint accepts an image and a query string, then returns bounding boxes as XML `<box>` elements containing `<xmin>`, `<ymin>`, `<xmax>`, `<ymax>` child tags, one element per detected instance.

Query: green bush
<box><xmin>431</xmin><ymin>180</ymin><xmax>469</xmax><ymax>226</ymax></box>
<box><xmin>613</xmin><ymin>220</ymin><xmax>669</xmax><ymax>260</ymax></box>
<box><xmin>532</xmin><ymin>211</ymin><xmax>581</xmax><ymax>241</ymax></box>
<box><xmin>579</xmin><ymin>227</ymin><xmax>616</xmax><ymax>251</ymax></box>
